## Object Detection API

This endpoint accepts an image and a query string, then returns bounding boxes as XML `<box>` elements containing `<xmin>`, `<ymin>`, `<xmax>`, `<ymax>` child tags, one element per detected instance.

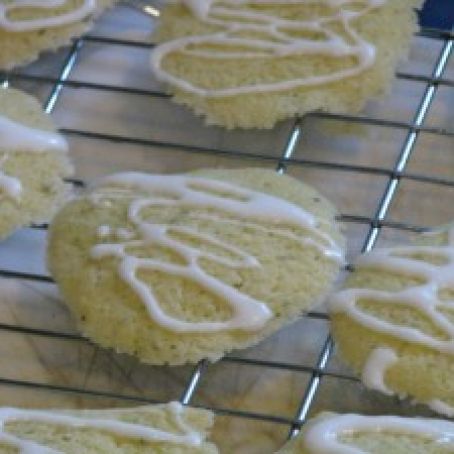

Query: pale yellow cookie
<box><xmin>152</xmin><ymin>0</ymin><xmax>422</xmax><ymax>129</ymax></box>
<box><xmin>277</xmin><ymin>412</ymin><xmax>454</xmax><ymax>454</ymax></box>
<box><xmin>48</xmin><ymin>168</ymin><xmax>344</xmax><ymax>365</ymax></box>
<box><xmin>0</xmin><ymin>401</ymin><xmax>218</xmax><ymax>453</ymax></box>
<box><xmin>0</xmin><ymin>88</ymin><xmax>73</xmax><ymax>240</ymax></box>
<box><xmin>0</xmin><ymin>0</ymin><xmax>116</xmax><ymax>70</ymax></box>
<box><xmin>329</xmin><ymin>226</ymin><xmax>454</xmax><ymax>416</ymax></box>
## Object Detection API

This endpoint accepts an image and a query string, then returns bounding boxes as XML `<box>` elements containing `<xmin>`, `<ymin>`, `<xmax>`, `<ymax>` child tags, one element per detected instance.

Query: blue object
<box><xmin>419</xmin><ymin>0</ymin><xmax>454</xmax><ymax>31</ymax></box>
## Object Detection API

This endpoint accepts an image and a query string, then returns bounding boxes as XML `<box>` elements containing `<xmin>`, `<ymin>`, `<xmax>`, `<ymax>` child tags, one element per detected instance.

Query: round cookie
<box><xmin>277</xmin><ymin>412</ymin><xmax>454</xmax><ymax>454</ymax></box>
<box><xmin>329</xmin><ymin>225</ymin><xmax>454</xmax><ymax>417</ymax></box>
<box><xmin>48</xmin><ymin>168</ymin><xmax>345</xmax><ymax>365</ymax></box>
<box><xmin>151</xmin><ymin>0</ymin><xmax>422</xmax><ymax>129</ymax></box>
<box><xmin>0</xmin><ymin>0</ymin><xmax>116</xmax><ymax>70</ymax></box>
<box><xmin>0</xmin><ymin>88</ymin><xmax>73</xmax><ymax>240</ymax></box>
<box><xmin>0</xmin><ymin>401</ymin><xmax>218</xmax><ymax>453</ymax></box>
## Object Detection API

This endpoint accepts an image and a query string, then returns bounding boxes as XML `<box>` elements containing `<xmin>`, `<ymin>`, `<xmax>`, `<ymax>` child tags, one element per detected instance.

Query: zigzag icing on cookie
<box><xmin>90</xmin><ymin>172</ymin><xmax>344</xmax><ymax>333</ymax></box>
<box><xmin>330</xmin><ymin>225</ymin><xmax>454</xmax><ymax>411</ymax></box>
<box><xmin>302</xmin><ymin>413</ymin><xmax>454</xmax><ymax>454</ymax></box>
<box><xmin>0</xmin><ymin>402</ymin><xmax>202</xmax><ymax>452</ymax></box>
<box><xmin>151</xmin><ymin>0</ymin><xmax>387</xmax><ymax>97</ymax></box>
<box><xmin>0</xmin><ymin>114</ymin><xmax>67</xmax><ymax>202</ymax></box>
<box><xmin>0</xmin><ymin>0</ymin><xmax>95</xmax><ymax>31</ymax></box>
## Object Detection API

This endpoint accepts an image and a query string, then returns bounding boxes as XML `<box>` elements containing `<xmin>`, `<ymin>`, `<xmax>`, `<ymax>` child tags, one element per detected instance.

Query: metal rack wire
<box><xmin>0</xmin><ymin>5</ymin><xmax>453</xmax><ymax>450</ymax></box>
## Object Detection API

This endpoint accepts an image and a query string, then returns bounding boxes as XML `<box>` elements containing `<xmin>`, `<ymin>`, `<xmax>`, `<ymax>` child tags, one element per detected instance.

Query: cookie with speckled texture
<box><xmin>152</xmin><ymin>0</ymin><xmax>422</xmax><ymax>129</ymax></box>
<box><xmin>0</xmin><ymin>88</ymin><xmax>73</xmax><ymax>240</ymax></box>
<box><xmin>0</xmin><ymin>402</ymin><xmax>218</xmax><ymax>453</ymax></box>
<box><xmin>0</xmin><ymin>0</ymin><xmax>116</xmax><ymax>70</ymax></box>
<box><xmin>329</xmin><ymin>226</ymin><xmax>454</xmax><ymax>416</ymax></box>
<box><xmin>276</xmin><ymin>412</ymin><xmax>454</xmax><ymax>454</ymax></box>
<box><xmin>48</xmin><ymin>168</ymin><xmax>344</xmax><ymax>365</ymax></box>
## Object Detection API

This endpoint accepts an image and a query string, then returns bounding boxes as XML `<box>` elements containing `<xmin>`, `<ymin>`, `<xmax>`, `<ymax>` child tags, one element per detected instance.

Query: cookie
<box><xmin>0</xmin><ymin>88</ymin><xmax>73</xmax><ymax>240</ymax></box>
<box><xmin>329</xmin><ymin>225</ymin><xmax>454</xmax><ymax>417</ymax></box>
<box><xmin>48</xmin><ymin>168</ymin><xmax>345</xmax><ymax>365</ymax></box>
<box><xmin>0</xmin><ymin>401</ymin><xmax>218</xmax><ymax>453</ymax></box>
<box><xmin>0</xmin><ymin>0</ymin><xmax>115</xmax><ymax>70</ymax></box>
<box><xmin>277</xmin><ymin>412</ymin><xmax>454</xmax><ymax>453</ymax></box>
<box><xmin>151</xmin><ymin>0</ymin><xmax>422</xmax><ymax>129</ymax></box>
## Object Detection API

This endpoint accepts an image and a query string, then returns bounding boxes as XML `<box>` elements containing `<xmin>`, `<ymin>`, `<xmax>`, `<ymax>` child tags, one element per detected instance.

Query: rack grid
<box><xmin>0</xmin><ymin>4</ymin><xmax>453</xmax><ymax>451</ymax></box>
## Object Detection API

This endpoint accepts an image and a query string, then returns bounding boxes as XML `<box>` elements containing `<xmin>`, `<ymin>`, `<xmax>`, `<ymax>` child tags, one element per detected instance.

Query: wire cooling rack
<box><xmin>0</xmin><ymin>4</ymin><xmax>453</xmax><ymax>452</ymax></box>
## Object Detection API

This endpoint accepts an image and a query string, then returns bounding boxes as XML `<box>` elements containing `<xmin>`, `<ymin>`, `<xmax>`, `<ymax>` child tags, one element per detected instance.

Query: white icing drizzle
<box><xmin>0</xmin><ymin>114</ymin><xmax>67</xmax><ymax>203</ymax></box>
<box><xmin>0</xmin><ymin>155</ymin><xmax>21</xmax><ymax>202</ymax></box>
<box><xmin>303</xmin><ymin>413</ymin><xmax>454</xmax><ymax>454</ymax></box>
<box><xmin>361</xmin><ymin>347</ymin><xmax>397</xmax><ymax>396</ymax></box>
<box><xmin>330</xmin><ymin>229</ymin><xmax>454</xmax><ymax>352</ymax></box>
<box><xmin>97</xmin><ymin>225</ymin><xmax>111</xmax><ymax>237</ymax></box>
<box><xmin>150</xmin><ymin>0</ymin><xmax>387</xmax><ymax>97</ymax></box>
<box><xmin>0</xmin><ymin>116</ymin><xmax>68</xmax><ymax>153</ymax></box>
<box><xmin>0</xmin><ymin>402</ymin><xmax>202</xmax><ymax>453</ymax></box>
<box><xmin>0</xmin><ymin>0</ymin><xmax>96</xmax><ymax>32</ymax></box>
<box><xmin>0</xmin><ymin>171</ymin><xmax>21</xmax><ymax>202</ymax></box>
<box><xmin>427</xmin><ymin>400</ymin><xmax>454</xmax><ymax>418</ymax></box>
<box><xmin>98</xmin><ymin>225</ymin><xmax>141</xmax><ymax>241</ymax></box>
<box><xmin>90</xmin><ymin>172</ymin><xmax>343</xmax><ymax>333</ymax></box>
<box><xmin>329</xmin><ymin>226</ymin><xmax>454</xmax><ymax>404</ymax></box>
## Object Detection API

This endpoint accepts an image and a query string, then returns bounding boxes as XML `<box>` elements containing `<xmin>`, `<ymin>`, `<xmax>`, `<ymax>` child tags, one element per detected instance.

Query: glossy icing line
<box><xmin>0</xmin><ymin>155</ymin><xmax>21</xmax><ymax>202</ymax></box>
<box><xmin>303</xmin><ymin>413</ymin><xmax>454</xmax><ymax>454</ymax></box>
<box><xmin>90</xmin><ymin>173</ymin><xmax>343</xmax><ymax>333</ymax></box>
<box><xmin>427</xmin><ymin>400</ymin><xmax>454</xmax><ymax>418</ymax></box>
<box><xmin>0</xmin><ymin>402</ymin><xmax>201</xmax><ymax>452</ymax></box>
<box><xmin>0</xmin><ymin>0</ymin><xmax>96</xmax><ymax>32</ymax></box>
<box><xmin>0</xmin><ymin>170</ymin><xmax>21</xmax><ymax>202</ymax></box>
<box><xmin>361</xmin><ymin>347</ymin><xmax>397</xmax><ymax>396</ymax></box>
<box><xmin>0</xmin><ymin>116</ymin><xmax>68</xmax><ymax>153</ymax></box>
<box><xmin>0</xmin><ymin>114</ymin><xmax>67</xmax><ymax>203</ymax></box>
<box><xmin>150</xmin><ymin>0</ymin><xmax>387</xmax><ymax>97</ymax></box>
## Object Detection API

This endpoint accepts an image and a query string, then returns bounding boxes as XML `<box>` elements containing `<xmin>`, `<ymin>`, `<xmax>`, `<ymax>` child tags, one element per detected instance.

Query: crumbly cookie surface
<box><xmin>329</xmin><ymin>226</ymin><xmax>454</xmax><ymax>416</ymax></box>
<box><xmin>277</xmin><ymin>412</ymin><xmax>454</xmax><ymax>454</ymax></box>
<box><xmin>0</xmin><ymin>0</ymin><xmax>116</xmax><ymax>70</ymax></box>
<box><xmin>152</xmin><ymin>0</ymin><xmax>422</xmax><ymax>128</ymax></box>
<box><xmin>0</xmin><ymin>88</ymin><xmax>73</xmax><ymax>240</ymax></box>
<box><xmin>48</xmin><ymin>168</ymin><xmax>344</xmax><ymax>365</ymax></box>
<box><xmin>0</xmin><ymin>402</ymin><xmax>218</xmax><ymax>453</ymax></box>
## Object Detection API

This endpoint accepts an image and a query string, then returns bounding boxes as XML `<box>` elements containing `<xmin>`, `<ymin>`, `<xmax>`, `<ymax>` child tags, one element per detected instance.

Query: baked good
<box><xmin>276</xmin><ymin>412</ymin><xmax>454</xmax><ymax>453</ymax></box>
<box><xmin>329</xmin><ymin>224</ymin><xmax>454</xmax><ymax>416</ymax></box>
<box><xmin>48</xmin><ymin>168</ymin><xmax>345</xmax><ymax>365</ymax></box>
<box><xmin>0</xmin><ymin>0</ymin><xmax>115</xmax><ymax>70</ymax></box>
<box><xmin>151</xmin><ymin>0</ymin><xmax>422</xmax><ymax>129</ymax></box>
<box><xmin>0</xmin><ymin>88</ymin><xmax>73</xmax><ymax>240</ymax></box>
<box><xmin>0</xmin><ymin>401</ymin><xmax>218</xmax><ymax>453</ymax></box>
